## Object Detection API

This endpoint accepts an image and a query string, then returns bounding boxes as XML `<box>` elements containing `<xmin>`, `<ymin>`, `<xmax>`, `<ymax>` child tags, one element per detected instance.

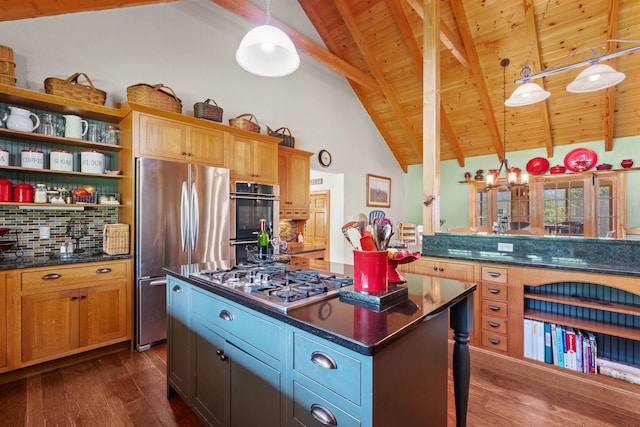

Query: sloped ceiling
<box><xmin>3</xmin><ymin>0</ymin><xmax>640</xmax><ymax>172</ymax></box>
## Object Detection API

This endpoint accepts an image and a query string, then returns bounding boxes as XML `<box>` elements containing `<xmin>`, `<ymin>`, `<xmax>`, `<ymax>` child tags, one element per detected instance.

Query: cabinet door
<box><xmin>138</xmin><ymin>114</ymin><xmax>187</xmax><ymax>161</ymax></box>
<box><xmin>167</xmin><ymin>277</ymin><xmax>191</xmax><ymax>400</ymax></box>
<box><xmin>228</xmin><ymin>136</ymin><xmax>256</xmax><ymax>180</ymax></box>
<box><xmin>83</xmin><ymin>283</ymin><xmax>127</xmax><ymax>347</ymax></box>
<box><xmin>21</xmin><ymin>290</ymin><xmax>80</xmax><ymax>362</ymax></box>
<box><xmin>254</xmin><ymin>140</ymin><xmax>278</xmax><ymax>184</ymax></box>
<box><xmin>226</xmin><ymin>341</ymin><xmax>282</xmax><ymax>427</ymax></box>
<box><xmin>192</xmin><ymin>317</ymin><xmax>229</xmax><ymax>427</ymax></box>
<box><xmin>280</xmin><ymin>150</ymin><xmax>310</xmax><ymax>210</ymax></box>
<box><xmin>189</xmin><ymin>127</ymin><xmax>225</xmax><ymax>166</ymax></box>
<box><xmin>0</xmin><ymin>274</ymin><xmax>5</xmax><ymax>369</ymax></box>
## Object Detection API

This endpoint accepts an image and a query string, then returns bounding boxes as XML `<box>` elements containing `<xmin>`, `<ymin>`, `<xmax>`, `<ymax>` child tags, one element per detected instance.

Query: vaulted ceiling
<box><xmin>3</xmin><ymin>0</ymin><xmax>640</xmax><ymax>172</ymax></box>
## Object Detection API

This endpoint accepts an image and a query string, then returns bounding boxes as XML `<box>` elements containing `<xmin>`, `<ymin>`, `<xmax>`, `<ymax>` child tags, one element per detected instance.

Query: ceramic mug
<box><xmin>63</xmin><ymin>115</ymin><xmax>88</xmax><ymax>139</ymax></box>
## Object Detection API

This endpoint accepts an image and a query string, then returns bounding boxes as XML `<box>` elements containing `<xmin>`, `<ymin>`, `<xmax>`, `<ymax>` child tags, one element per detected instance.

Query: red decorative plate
<box><xmin>564</xmin><ymin>148</ymin><xmax>598</xmax><ymax>172</ymax></box>
<box><xmin>526</xmin><ymin>157</ymin><xmax>550</xmax><ymax>175</ymax></box>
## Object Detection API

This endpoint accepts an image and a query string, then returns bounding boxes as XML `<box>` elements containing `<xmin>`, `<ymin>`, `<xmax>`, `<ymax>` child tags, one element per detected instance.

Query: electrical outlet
<box><xmin>39</xmin><ymin>226</ymin><xmax>50</xmax><ymax>239</ymax></box>
<box><xmin>498</xmin><ymin>242</ymin><xmax>513</xmax><ymax>252</ymax></box>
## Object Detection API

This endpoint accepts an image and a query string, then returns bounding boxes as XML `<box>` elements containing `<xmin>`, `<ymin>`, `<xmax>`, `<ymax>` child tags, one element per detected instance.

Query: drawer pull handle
<box><xmin>151</xmin><ymin>279</ymin><xmax>168</xmax><ymax>287</ymax></box>
<box><xmin>489</xmin><ymin>338</ymin><xmax>501</xmax><ymax>345</ymax></box>
<box><xmin>42</xmin><ymin>273</ymin><xmax>61</xmax><ymax>280</ymax></box>
<box><xmin>311</xmin><ymin>351</ymin><xmax>337</xmax><ymax>370</ymax></box>
<box><xmin>438</xmin><ymin>267</ymin><xmax>444</xmax><ymax>272</ymax></box>
<box><xmin>96</xmin><ymin>268</ymin><xmax>112</xmax><ymax>274</ymax></box>
<box><xmin>432</xmin><ymin>266</ymin><xmax>438</xmax><ymax>271</ymax></box>
<box><xmin>71</xmin><ymin>296</ymin><xmax>78</xmax><ymax>300</ymax></box>
<box><xmin>488</xmin><ymin>271</ymin><xmax>501</xmax><ymax>277</ymax></box>
<box><xmin>488</xmin><ymin>321</ymin><xmax>500</xmax><ymax>328</ymax></box>
<box><xmin>80</xmin><ymin>295</ymin><xmax>87</xmax><ymax>299</ymax></box>
<box><xmin>172</xmin><ymin>284</ymin><xmax>182</xmax><ymax>293</ymax></box>
<box><xmin>488</xmin><ymin>305</ymin><xmax>500</xmax><ymax>311</ymax></box>
<box><xmin>310</xmin><ymin>403</ymin><xmax>337</xmax><ymax>426</ymax></box>
<box><xmin>219</xmin><ymin>310</ymin><xmax>234</xmax><ymax>321</ymax></box>
<box><xmin>488</xmin><ymin>288</ymin><xmax>500</xmax><ymax>294</ymax></box>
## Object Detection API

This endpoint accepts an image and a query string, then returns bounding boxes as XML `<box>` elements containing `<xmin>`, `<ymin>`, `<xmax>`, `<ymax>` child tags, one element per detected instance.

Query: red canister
<box><xmin>14</xmin><ymin>183</ymin><xmax>34</xmax><ymax>203</ymax></box>
<box><xmin>0</xmin><ymin>179</ymin><xmax>11</xmax><ymax>202</ymax></box>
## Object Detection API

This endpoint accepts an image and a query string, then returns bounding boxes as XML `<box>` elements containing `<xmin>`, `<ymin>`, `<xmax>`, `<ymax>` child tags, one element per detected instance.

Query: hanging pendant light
<box><xmin>235</xmin><ymin>0</ymin><xmax>300</xmax><ymax>77</ymax></box>
<box><xmin>566</xmin><ymin>63</ymin><xmax>625</xmax><ymax>93</ymax></box>
<box><xmin>505</xmin><ymin>81</ymin><xmax>550</xmax><ymax>106</ymax></box>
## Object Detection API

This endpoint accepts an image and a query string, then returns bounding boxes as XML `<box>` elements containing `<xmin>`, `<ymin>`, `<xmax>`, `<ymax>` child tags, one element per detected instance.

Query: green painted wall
<box><xmin>405</xmin><ymin>136</ymin><xmax>640</xmax><ymax>229</ymax></box>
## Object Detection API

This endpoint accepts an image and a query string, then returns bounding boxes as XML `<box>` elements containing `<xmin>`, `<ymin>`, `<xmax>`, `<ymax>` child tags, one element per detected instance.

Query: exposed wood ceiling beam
<box><xmin>450</xmin><ymin>0</ymin><xmax>505</xmax><ymax>159</ymax></box>
<box><xmin>441</xmin><ymin>104</ymin><xmax>465</xmax><ymax>167</ymax></box>
<box><xmin>522</xmin><ymin>0</ymin><xmax>553</xmax><ymax>158</ymax></box>
<box><xmin>210</xmin><ymin>0</ymin><xmax>382</xmax><ymax>95</ymax></box>
<box><xmin>331</xmin><ymin>0</ymin><xmax>423</xmax><ymax>160</ymax></box>
<box><xmin>603</xmin><ymin>0</ymin><xmax>620</xmax><ymax>152</ymax></box>
<box><xmin>297</xmin><ymin>0</ymin><xmax>409</xmax><ymax>172</ymax></box>
<box><xmin>405</xmin><ymin>0</ymin><xmax>470</xmax><ymax>72</ymax></box>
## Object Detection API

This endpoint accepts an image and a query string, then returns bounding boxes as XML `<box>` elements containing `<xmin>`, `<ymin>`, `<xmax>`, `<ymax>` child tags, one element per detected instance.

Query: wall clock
<box><xmin>318</xmin><ymin>149</ymin><xmax>332</xmax><ymax>167</ymax></box>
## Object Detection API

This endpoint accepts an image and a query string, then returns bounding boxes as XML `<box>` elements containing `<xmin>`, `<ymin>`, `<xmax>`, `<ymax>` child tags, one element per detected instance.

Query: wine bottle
<box><xmin>258</xmin><ymin>218</ymin><xmax>268</xmax><ymax>259</ymax></box>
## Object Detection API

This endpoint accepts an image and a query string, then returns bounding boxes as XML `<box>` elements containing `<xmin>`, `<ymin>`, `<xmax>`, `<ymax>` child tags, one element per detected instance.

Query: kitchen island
<box><xmin>164</xmin><ymin>263</ymin><xmax>476</xmax><ymax>427</ymax></box>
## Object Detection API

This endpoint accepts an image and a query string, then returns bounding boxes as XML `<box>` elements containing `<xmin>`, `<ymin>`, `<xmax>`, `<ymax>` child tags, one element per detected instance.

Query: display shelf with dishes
<box><xmin>564</xmin><ymin>147</ymin><xmax>598</xmax><ymax>172</ymax></box>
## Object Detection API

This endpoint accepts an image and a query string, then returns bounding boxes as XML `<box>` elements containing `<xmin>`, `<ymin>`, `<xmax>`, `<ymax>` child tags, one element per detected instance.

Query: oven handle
<box><xmin>230</xmin><ymin>240</ymin><xmax>258</xmax><ymax>246</ymax></box>
<box><xmin>230</xmin><ymin>194</ymin><xmax>279</xmax><ymax>201</ymax></box>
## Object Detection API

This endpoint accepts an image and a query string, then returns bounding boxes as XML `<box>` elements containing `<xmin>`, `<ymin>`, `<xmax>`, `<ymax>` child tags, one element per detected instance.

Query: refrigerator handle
<box><xmin>191</xmin><ymin>182</ymin><xmax>199</xmax><ymax>251</ymax></box>
<box><xmin>181</xmin><ymin>181</ymin><xmax>189</xmax><ymax>252</ymax></box>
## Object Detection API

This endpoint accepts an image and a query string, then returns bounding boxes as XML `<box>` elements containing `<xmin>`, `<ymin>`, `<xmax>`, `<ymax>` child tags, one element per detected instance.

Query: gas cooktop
<box><xmin>190</xmin><ymin>264</ymin><xmax>353</xmax><ymax>312</ymax></box>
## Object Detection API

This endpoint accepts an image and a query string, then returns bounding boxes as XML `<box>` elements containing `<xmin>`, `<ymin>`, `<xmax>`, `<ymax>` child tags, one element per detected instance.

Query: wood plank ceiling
<box><xmin>3</xmin><ymin>0</ymin><xmax>640</xmax><ymax>172</ymax></box>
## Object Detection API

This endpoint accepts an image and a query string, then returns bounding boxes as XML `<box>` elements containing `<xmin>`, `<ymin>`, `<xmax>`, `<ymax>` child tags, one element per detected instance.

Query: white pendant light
<box><xmin>235</xmin><ymin>1</ymin><xmax>300</xmax><ymax>77</ymax></box>
<box><xmin>505</xmin><ymin>81</ymin><xmax>551</xmax><ymax>107</ymax></box>
<box><xmin>566</xmin><ymin>63</ymin><xmax>626</xmax><ymax>93</ymax></box>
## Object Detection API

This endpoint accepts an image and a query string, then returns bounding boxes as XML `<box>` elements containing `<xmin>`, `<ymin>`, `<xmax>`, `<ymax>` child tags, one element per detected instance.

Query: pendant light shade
<box><xmin>236</xmin><ymin>24</ymin><xmax>300</xmax><ymax>77</ymax></box>
<box><xmin>566</xmin><ymin>63</ymin><xmax>626</xmax><ymax>93</ymax></box>
<box><xmin>505</xmin><ymin>82</ymin><xmax>551</xmax><ymax>107</ymax></box>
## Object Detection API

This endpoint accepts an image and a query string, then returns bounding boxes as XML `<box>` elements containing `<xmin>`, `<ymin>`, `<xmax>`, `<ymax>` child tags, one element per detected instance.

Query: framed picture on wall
<box><xmin>366</xmin><ymin>174</ymin><xmax>391</xmax><ymax>208</ymax></box>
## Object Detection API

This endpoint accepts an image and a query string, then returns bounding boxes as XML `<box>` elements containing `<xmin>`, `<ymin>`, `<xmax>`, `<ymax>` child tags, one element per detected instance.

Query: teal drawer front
<box><xmin>293</xmin><ymin>333</ymin><xmax>362</xmax><ymax>405</ymax></box>
<box><xmin>192</xmin><ymin>288</ymin><xmax>283</xmax><ymax>361</ymax></box>
<box><xmin>292</xmin><ymin>381</ymin><xmax>361</xmax><ymax>427</ymax></box>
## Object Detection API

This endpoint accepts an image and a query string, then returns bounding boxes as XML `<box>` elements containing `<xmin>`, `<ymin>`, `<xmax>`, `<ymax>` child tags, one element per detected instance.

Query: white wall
<box><xmin>0</xmin><ymin>0</ymin><xmax>406</xmax><ymax>264</ymax></box>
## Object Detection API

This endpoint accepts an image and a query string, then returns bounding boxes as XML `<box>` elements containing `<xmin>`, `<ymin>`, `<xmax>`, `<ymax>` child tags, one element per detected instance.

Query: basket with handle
<box><xmin>194</xmin><ymin>98</ymin><xmax>223</xmax><ymax>122</ymax></box>
<box><xmin>103</xmin><ymin>223</ymin><xmax>130</xmax><ymax>255</ymax></box>
<box><xmin>0</xmin><ymin>45</ymin><xmax>14</xmax><ymax>62</ymax></box>
<box><xmin>44</xmin><ymin>72</ymin><xmax>107</xmax><ymax>105</ymax></box>
<box><xmin>229</xmin><ymin>113</ymin><xmax>260</xmax><ymax>133</ymax></box>
<box><xmin>126</xmin><ymin>83</ymin><xmax>182</xmax><ymax>113</ymax></box>
<box><xmin>267</xmin><ymin>126</ymin><xmax>295</xmax><ymax>147</ymax></box>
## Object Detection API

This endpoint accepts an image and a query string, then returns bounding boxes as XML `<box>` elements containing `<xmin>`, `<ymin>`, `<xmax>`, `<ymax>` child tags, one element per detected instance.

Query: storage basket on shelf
<box><xmin>229</xmin><ymin>113</ymin><xmax>260</xmax><ymax>133</ymax></box>
<box><xmin>103</xmin><ymin>223</ymin><xmax>130</xmax><ymax>255</ymax></box>
<box><xmin>0</xmin><ymin>45</ymin><xmax>14</xmax><ymax>62</ymax></box>
<box><xmin>44</xmin><ymin>72</ymin><xmax>107</xmax><ymax>105</ymax></box>
<box><xmin>127</xmin><ymin>83</ymin><xmax>182</xmax><ymax>113</ymax></box>
<box><xmin>267</xmin><ymin>126</ymin><xmax>295</xmax><ymax>148</ymax></box>
<box><xmin>0</xmin><ymin>45</ymin><xmax>16</xmax><ymax>86</ymax></box>
<box><xmin>194</xmin><ymin>98</ymin><xmax>223</xmax><ymax>122</ymax></box>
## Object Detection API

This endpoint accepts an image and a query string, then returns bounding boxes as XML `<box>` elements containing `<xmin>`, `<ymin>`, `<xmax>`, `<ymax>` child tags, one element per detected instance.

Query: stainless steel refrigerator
<box><xmin>135</xmin><ymin>158</ymin><xmax>230</xmax><ymax>351</ymax></box>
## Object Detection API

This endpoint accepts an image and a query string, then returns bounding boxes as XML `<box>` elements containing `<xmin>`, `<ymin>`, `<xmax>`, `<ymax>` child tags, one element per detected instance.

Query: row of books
<box><xmin>523</xmin><ymin>319</ymin><xmax>597</xmax><ymax>374</ymax></box>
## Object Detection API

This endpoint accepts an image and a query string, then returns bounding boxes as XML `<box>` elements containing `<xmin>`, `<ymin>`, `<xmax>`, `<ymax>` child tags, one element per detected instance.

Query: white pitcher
<box><xmin>63</xmin><ymin>114</ymin><xmax>88</xmax><ymax>139</ymax></box>
<box><xmin>2</xmin><ymin>106</ymin><xmax>40</xmax><ymax>132</ymax></box>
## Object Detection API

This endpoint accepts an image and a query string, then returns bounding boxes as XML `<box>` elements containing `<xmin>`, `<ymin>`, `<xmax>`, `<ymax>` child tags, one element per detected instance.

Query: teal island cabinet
<box><xmin>165</xmin><ymin>265</ymin><xmax>476</xmax><ymax>427</ymax></box>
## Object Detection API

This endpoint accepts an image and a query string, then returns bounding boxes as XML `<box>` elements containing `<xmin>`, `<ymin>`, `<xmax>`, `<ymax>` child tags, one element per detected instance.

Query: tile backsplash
<box><xmin>0</xmin><ymin>206</ymin><xmax>119</xmax><ymax>260</ymax></box>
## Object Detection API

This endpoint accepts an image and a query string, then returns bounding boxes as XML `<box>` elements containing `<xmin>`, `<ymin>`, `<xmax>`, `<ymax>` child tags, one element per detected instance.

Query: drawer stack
<box><xmin>479</xmin><ymin>265</ymin><xmax>509</xmax><ymax>354</ymax></box>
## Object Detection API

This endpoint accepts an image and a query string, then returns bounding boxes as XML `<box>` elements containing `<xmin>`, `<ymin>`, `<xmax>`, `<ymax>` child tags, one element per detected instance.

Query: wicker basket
<box><xmin>229</xmin><ymin>113</ymin><xmax>260</xmax><ymax>133</ymax></box>
<box><xmin>0</xmin><ymin>75</ymin><xmax>16</xmax><ymax>86</ymax></box>
<box><xmin>0</xmin><ymin>60</ymin><xmax>15</xmax><ymax>76</ymax></box>
<box><xmin>103</xmin><ymin>223</ymin><xmax>130</xmax><ymax>255</ymax></box>
<box><xmin>44</xmin><ymin>72</ymin><xmax>107</xmax><ymax>105</ymax></box>
<box><xmin>194</xmin><ymin>99</ymin><xmax>223</xmax><ymax>122</ymax></box>
<box><xmin>0</xmin><ymin>45</ymin><xmax>14</xmax><ymax>62</ymax></box>
<box><xmin>127</xmin><ymin>83</ymin><xmax>182</xmax><ymax>113</ymax></box>
<box><xmin>267</xmin><ymin>126</ymin><xmax>295</xmax><ymax>148</ymax></box>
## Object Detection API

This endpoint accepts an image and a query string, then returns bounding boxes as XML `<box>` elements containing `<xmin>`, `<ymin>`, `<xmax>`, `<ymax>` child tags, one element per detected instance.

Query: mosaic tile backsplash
<box><xmin>0</xmin><ymin>206</ymin><xmax>119</xmax><ymax>260</ymax></box>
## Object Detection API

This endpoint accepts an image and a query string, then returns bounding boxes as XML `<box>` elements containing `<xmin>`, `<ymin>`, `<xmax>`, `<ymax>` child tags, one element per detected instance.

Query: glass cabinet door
<box><xmin>543</xmin><ymin>180</ymin><xmax>585</xmax><ymax>236</ymax></box>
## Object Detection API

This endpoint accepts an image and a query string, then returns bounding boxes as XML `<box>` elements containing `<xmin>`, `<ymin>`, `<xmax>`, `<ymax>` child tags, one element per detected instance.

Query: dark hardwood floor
<box><xmin>1</xmin><ymin>343</ymin><xmax>639</xmax><ymax>426</ymax></box>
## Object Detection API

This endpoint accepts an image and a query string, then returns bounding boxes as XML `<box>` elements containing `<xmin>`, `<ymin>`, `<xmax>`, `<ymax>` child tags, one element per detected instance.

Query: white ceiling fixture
<box><xmin>235</xmin><ymin>0</ymin><xmax>300</xmax><ymax>77</ymax></box>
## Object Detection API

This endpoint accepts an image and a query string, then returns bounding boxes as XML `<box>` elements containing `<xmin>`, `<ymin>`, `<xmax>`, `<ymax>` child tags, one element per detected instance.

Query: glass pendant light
<box><xmin>566</xmin><ymin>63</ymin><xmax>625</xmax><ymax>93</ymax></box>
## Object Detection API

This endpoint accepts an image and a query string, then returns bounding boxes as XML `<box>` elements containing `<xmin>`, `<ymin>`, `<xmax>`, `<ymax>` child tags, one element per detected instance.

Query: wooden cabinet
<box><xmin>167</xmin><ymin>276</ymin><xmax>191</xmax><ymax>401</ymax></box>
<box><xmin>19</xmin><ymin>260</ymin><xmax>131</xmax><ymax>365</ymax></box>
<box><xmin>227</xmin><ymin>135</ymin><xmax>278</xmax><ymax>184</ymax></box>
<box><xmin>134</xmin><ymin>112</ymin><xmax>225</xmax><ymax>166</ymax></box>
<box><xmin>399</xmin><ymin>256</ymin><xmax>474</xmax><ymax>281</ymax></box>
<box><xmin>0</xmin><ymin>273</ymin><xmax>6</xmax><ymax>370</ymax></box>
<box><xmin>278</xmin><ymin>147</ymin><xmax>312</xmax><ymax>219</ymax></box>
<box><xmin>478</xmin><ymin>265</ymin><xmax>510</xmax><ymax>354</ymax></box>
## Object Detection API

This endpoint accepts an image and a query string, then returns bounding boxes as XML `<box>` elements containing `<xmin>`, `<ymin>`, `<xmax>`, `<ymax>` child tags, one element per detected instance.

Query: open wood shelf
<box><xmin>524</xmin><ymin>309</ymin><xmax>640</xmax><ymax>341</ymax></box>
<box><xmin>525</xmin><ymin>292</ymin><xmax>640</xmax><ymax>316</ymax></box>
<box><xmin>0</xmin><ymin>128</ymin><xmax>124</xmax><ymax>152</ymax></box>
<box><xmin>0</xmin><ymin>165</ymin><xmax>123</xmax><ymax>179</ymax></box>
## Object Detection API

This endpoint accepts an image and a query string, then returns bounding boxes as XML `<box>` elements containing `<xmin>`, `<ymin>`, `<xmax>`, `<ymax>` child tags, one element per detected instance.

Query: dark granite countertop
<box><xmin>422</xmin><ymin>233</ymin><xmax>640</xmax><ymax>277</ymax></box>
<box><xmin>0</xmin><ymin>252</ymin><xmax>131</xmax><ymax>271</ymax></box>
<box><xmin>164</xmin><ymin>262</ymin><xmax>476</xmax><ymax>356</ymax></box>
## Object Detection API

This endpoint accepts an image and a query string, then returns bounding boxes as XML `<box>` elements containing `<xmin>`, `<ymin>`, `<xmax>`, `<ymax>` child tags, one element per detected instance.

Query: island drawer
<box><xmin>192</xmin><ymin>288</ymin><xmax>283</xmax><ymax>361</ymax></box>
<box><xmin>480</xmin><ymin>282</ymin><xmax>508</xmax><ymax>301</ymax></box>
<box><xmin>480</xmin><ymin>266</ymin><xmax>508</xmax><ymax>284</ymax></box>
<box><xmin>481</xmin><ymin>331</ymin><xmax>508</xmax><ymax>353</ymax></box>
<box><xmin>292</xmin><ymin>381</ymin><xmax>361</xmax><ymax>427</ymax></box>
<box><xmin>292</xmin><ymin>332</ymin><xmax>362</xmax><ymax>405</ymax></box>
<box><xmin>481</xmin><ymin>315</ymin><xmax>508</xmax><ymax>335</ymax></box>
<box><xmin>21</xmin><ymin>261</ymin><xmax>128</xmax><ymax>291</ymax></box>
<box><xmin>481</xmin><ymin>300</ymin><xmax>508</xmax><ymax>317</ymax></box>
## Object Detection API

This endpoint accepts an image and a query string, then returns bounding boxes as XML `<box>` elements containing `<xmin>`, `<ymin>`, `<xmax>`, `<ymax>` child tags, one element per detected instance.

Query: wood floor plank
<box><xmin>25</xmin><ymin>376</ymin><xmax>43</xmax><ymax>426</ymax></box>
<box><xmin>0</xmin><ymin>378</ymin><xmax>26</xmax><ymax>426</ymax></box>
<box><xmin>40</xmin><ymin>369</ymin><xmax>73</xmax><ymax>425</ymax></box>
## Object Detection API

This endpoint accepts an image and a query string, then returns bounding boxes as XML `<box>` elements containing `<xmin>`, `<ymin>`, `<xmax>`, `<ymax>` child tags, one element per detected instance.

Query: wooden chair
<box><xmin>624</xmin><ymin>226</ymin><xmax>640</xmax><ymax>240</ymax></box>
<box><xmin>398</xmin><ymin>222</ymin><xmax>418</xmax><ymax>244</ymax></box>
<box><xmin>368</xmin><ymin>210</ymin><xmax>385</xmax><ymax>225</ymax></box>
<box><xmin>505</xmin><ymin>227</ymin><xmax>547</xmax><ymax>235</ymax></box>
<box><xmin>447</xmin><ymin>227</ymin><xmax>476</xmax><ymax>234</ymax></box>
